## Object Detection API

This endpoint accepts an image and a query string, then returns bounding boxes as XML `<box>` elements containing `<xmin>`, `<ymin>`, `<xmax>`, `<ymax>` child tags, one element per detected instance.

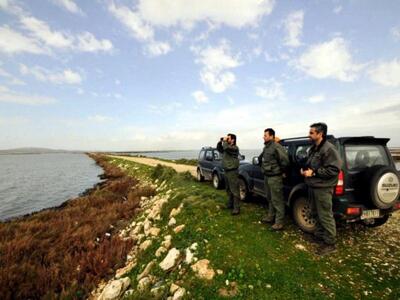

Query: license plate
<box><xmin>361</xmin><ymin>209</ymin><xmax>380</xmax><ymax>220</ymax></box>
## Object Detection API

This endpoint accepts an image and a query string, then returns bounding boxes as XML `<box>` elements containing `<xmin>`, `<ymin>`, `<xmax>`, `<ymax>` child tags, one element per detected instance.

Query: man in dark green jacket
<box><xmin>258</xmin><ymin>128</ymin><xmax>289</xmax><ymax>230</ymax></box>
<box><xmin>301</xmin><ymin>122</ymin><xmax>342</xmax><ymax>255</ymax></box>
<box><xmin>217</xmin><ymin>133</ymin><xmax>240</xmax><ymax>215</ymax></box>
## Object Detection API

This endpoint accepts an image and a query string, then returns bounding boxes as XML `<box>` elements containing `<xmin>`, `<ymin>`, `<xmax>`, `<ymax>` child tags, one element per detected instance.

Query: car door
<box><xmin>251</xmin><ymin>155</ymin><xmax>266</xmax><ymax>195</ymax></box>
<box><xmin>202</xmin><ymin>150</ymin><xmax>214</xmax><ymax>180</ymax></box>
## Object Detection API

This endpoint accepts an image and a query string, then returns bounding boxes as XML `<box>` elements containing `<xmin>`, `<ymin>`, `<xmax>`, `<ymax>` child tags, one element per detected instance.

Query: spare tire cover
<box><xmin>368</xmin><ymin>166</ymin><xmax>400</xmax><ymax>209</ymax></box>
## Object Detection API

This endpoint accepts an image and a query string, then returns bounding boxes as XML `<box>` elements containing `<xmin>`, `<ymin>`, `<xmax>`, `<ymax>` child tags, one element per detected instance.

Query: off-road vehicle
<box><xmin>238</xmin><ymin>135</ymin><xmax>400</xmax><ymax>232</ymax></box>
<box><xmin>196</xmin><ymin>147</ymin><xmax>245</xmax><ymax>189</ymax></box>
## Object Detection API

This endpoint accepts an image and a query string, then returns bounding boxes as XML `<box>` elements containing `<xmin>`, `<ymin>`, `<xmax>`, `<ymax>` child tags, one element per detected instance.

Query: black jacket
<box><xmin>305</xmin><ymin>140</ymin><xmax>342</xmax><ymax>188</ymax></box>
<box><xmin>217</xmin><ymin>141</ymin><xmax>240</xmax><ymax>171</ymax></box>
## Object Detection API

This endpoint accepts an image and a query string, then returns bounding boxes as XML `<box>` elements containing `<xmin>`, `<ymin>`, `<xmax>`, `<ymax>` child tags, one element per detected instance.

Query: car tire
<box><xmin>362</xmin><ymin>214</ymin><xmax>389</xmax><ymax>227</ymax></box>
<box><xmin>212</xmin><ymin>173</ymin><xmax>223</xmax><ymax>189</ymax></box>
<box><xmin>197</xmin><ymin>168</ymin><xmax>205</xmax><ymax>182</ymax></box>
<box><xmin>292</xmin><ymin>196</ymin><xmax>317</xmax><ymax>233</ymax></box>
<box><xmin>362</xmin><ymin>165</ymin><xmax>400</xmax><ymax>209</ymax></box>
<box><xmin>238</xmin><ymin>178</ymin><xmax>249</xmax><ymax>201</ymax></box>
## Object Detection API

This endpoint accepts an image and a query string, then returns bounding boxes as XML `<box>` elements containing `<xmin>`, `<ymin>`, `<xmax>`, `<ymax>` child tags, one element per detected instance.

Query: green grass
<box><xmin>108</xmin><ymin>157</ymin><xmax>400</xmax><ymax>300</ymax></box>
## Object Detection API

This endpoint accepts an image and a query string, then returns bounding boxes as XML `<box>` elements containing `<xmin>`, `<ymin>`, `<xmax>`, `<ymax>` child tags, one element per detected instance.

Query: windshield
<box><xmin>345</xmin><ymin>144</ymin><xmax>390</xmax><ymax>170</ymax></box>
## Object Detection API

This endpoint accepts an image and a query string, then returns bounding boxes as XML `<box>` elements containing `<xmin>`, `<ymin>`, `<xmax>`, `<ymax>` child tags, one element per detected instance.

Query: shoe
<box><xmin>225</xmin><ymin>205</ymin><xmax>233</xmax><ymax>209</ymax></box>
<box><xmin>316</xmin><ymin>244</ymin><xmax>336</xmax><ymax>256</ymax></box>
<box><xmin>261</xmin><ymin>216</ymin><xmax>274</xmax><ymax>224</ymax></box>
<box><xmin>231</xmin><ymin>209</ymin><xmax>240</xmax><ymax>215</ymax></box>
<box><xmin>303</xmin><ymin>234</ymin><xmax>323</xmax><ymax>245</ymax></box>
<box><xmin>271</xmin><ymin>223</ymin><xmax>284</xmax><ymax>231</ymax></box>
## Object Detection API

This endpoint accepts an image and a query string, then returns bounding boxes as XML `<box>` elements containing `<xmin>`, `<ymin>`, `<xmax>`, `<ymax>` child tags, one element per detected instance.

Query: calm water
<box><xmin>0</xmin><ymin>153</ymin><xmax>103</xmax><ymax>221</ymax></box>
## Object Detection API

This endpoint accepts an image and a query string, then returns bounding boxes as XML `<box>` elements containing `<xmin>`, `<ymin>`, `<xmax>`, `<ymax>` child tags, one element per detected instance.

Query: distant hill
<box><xmin>0</xmin><ymin>148</ymin><xmax>83</xmax><ymax>155</ymax></box>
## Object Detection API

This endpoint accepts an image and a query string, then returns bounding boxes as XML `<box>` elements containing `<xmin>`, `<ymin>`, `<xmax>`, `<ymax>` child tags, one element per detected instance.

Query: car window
<box><xmin>205</xmin><ymin>150</ymin><xmax>213</xmax><ymax>160</ymax></box>
<box><xmin>213</xmin><ymin>151</ymin><xmax>221</xmax><ymax>160</ymax></box>
<box><xmin>345</xmin><ymin>144</ymin><xmax>390</xmax><ymax>170</ymax></box>
<box><xmin>198</xmin><ymin>150</ymin><xmax>205</xmax><ymax>160</ymax></box>
<box><xmin>295</xmin><ymin>145</ymin><xmax>311</xmax><ymax>163</ymax></box>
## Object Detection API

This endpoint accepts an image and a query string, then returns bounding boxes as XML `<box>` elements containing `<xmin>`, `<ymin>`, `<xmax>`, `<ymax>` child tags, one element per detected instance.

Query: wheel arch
<box><xmin>287</xmin><ymin>183</ymin><xmax>308</xmax><ymax>207</ymax></box>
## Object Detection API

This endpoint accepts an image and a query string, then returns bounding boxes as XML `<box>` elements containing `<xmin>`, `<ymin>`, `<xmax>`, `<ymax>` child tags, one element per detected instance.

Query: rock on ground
<box><xmin>159</xmin><ymin>248</ymin><xmax>180</xmax><ymax>271</ymax></box>
<box><xmin>172</xmin><ymin>287</ymin><xmax>186</xmax><ymax>300</ymax></box>
<box><xmin>98</xmin><ymin>277</ymin><xmax>130</xmax><ymax>300</ymax></box>
<box><xmin>191</xmin><ymin>259</ymin><xmax>215</xmax><ymax>280</ymax></box>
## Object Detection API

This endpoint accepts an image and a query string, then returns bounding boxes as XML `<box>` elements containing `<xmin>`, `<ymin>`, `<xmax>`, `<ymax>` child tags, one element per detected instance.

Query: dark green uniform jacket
<box><xmin>305</xmin><ymin>140</ymin><xmax>342</xmax><ymax>188</ymax></box>
<box><xmin>217</xmin><ymin>141</ymin><xmax>240</xmax><ymax>171</ymax></box>
<box><xmin>258</xmin><ymin>140</ymin><xmax>289</xmax><ymax>176</ymax></box>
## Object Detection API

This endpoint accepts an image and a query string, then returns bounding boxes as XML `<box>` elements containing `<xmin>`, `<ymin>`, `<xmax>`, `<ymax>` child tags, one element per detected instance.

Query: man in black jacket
<box><xmin>217</xmin><ymin>134</ymin><xmax>240</xmax><ymax>215</ymax></box>
<box><xmin>301</xmin><ymin>122</ymin><xmax>342</xmax><ymax>255</ymax></box>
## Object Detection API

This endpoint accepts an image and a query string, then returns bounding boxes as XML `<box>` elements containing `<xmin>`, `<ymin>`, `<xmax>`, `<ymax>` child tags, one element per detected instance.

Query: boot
<box><xmin>316</xmin><ymin>243</ymin><xmax>337</xmax><ymax>256</ymax></box>
<box><xmin>271</xmin><ymin>223</ymin><xmax>284</xmax><ymax>231</ymax></box>
<box><xmin>231</xmin><ymin>208</ymin><xmax>240</xmax><ymax>215</ymax></box>
<box><xmin>261</xmin><ymin>215</ymin><xmax>274</xmax><ymax>224</ymax></box>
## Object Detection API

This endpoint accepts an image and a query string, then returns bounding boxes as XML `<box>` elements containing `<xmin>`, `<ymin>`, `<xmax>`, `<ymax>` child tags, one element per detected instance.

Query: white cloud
<box><xmin>76</xmin><ymin>32</ymin><xmax>113</xmax><ymax>52</ymax></box>
<box><xmin>368</xmin><ymin>58</ymin><xmax>400</xmax><ymax>87</ymax></box>
<box><xmin>20</xmin><ymin>64</ymin><xmax>82</xmax><ymax>85</ymax></box>
<box><xmin>0</xmin><ymin>66</ymin><xmax>25</xmax><ymax>85</ymax></box>
<box><xmin>52</xmin><ymin>0</ymin><xmax>83</xmax><ymax>15</ymax></box>
<box><xmin>0</xmin><ymin>0</ymin><xmax>9</xmax><ymax>10</ymax></box>
<box><xmin>19</xmin><ymin>16</ymin><xmax>113</xmax><ymax>53</ymax></box>
<box><xmin>0</xmin><ymin>85</ymin><xmax>56</xmax><ymax>105</ymax></box>
<box><xmin>307</xmin><ymin>94</ymin><xmax>325</xmax><ymax>103</ymax></box>
<box><xmin>146</xmin><ymin>41</ymin><xmax>171</xmax><ymax>56</ymax></box>
<box><xmin>108</xmin><ymin>2</ymin><xmax>154</xmax><ymax>41</ymax></box>
<box><xmin>293</xmin><ymin>37</ymin><xmax>363</xmax><ymax>82</ymax></box>
<box><xmin>391</xmin><ymin>26</ymin><xmax>400</xmax><ymax>41</ymax></box>
<box><xmin>192</xmin><ymin>90</ymin><xmax>209</xmax><ymax>104</ymax></box>
<box><xmin>194</xmin><ymin>40</ymin><xmax>241</xmax><ymax>93</ymax></box>
<box><xmin>20</xmin><ymin>16</ymin><xmax>74</xmax><ymax>48</ymax></box>
<box><xmin>0</xmin><ymin>25</ymin><xmax>46</xmax><ymax>54</ymax></box>
<box><xmin>137</xmin><ymin>0</ymin><xmax>275</xmax><ymax>28</ymax></box>
<box><xmin>283</xmin><ymin>10</ymin><xmax>304</xmax><ymax>47</ymax></box>
<box><xmin>255</xmin><ymin>78</ymin><xmax>285</xmax><ymax>100</ymax></box>
<box><xmin>88</xmin><ymin>115</ymin><xmax>113</xmax><ymax>123</ymax></box>
<box><xmin>333</xmin><ymin>6</ymin><xmax>342</xmax><ymax>14</ymax></box>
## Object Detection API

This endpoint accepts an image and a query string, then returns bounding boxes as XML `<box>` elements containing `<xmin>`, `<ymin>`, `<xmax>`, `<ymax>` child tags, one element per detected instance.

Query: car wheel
<box><xmin>197</xmin><ymin>168</ymin><xmax>204</xmax><ymax>182</ymax></box>
<box><xmin>292</xmin><ymin>196</ymin><xmax>316</xmax><ymax>233</ymax></box>
<box><xmin>238</xmin><ymin>178</ymin><xmax>249</xmax><ymax>201</ymax></box>
<box><xmin>362</xmin><ymin>214</ymin><xmax>389</xmax><ymax>227</ymax></box>
<box><xmin>367</xmin><ymin>166</ymin><xmax>400</xmax><ymax>209</ymax></box>
<box><xmin>212</xmin><ymin>173</ymin><xmax>222</xmax><ymax>189</ymax></box>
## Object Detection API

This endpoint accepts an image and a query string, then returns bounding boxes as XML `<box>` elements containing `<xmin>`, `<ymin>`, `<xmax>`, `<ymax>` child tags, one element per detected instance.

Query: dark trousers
<box><xmin>224</xmin><ymin>170</ymin><xmax>240</xmax><ymax>210</ymax></box>
<box><xmin>308</xmin><ymin>187</ymin><xmax>336</xmax><ymax>245</ymax></box>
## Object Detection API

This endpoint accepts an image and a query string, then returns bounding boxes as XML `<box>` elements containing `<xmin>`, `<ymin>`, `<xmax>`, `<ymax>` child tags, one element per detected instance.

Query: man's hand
<box><xmin>223</xmin><ymin>136</ymin><xmax>228</xmax><ymax>142</ymax></box>
<box><xmin>300</xmin><ymin>168</ymin><xmax>314</xmax><ymax>177</ymax></box>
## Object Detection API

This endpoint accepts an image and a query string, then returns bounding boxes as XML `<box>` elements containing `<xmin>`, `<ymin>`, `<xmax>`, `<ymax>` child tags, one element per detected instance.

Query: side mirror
<box><xmin>239</xmin><ymin>154</ymin><xmax>245</xmax><ymax>160</ymax></box>
<box><xmin>252</xmin><ymin>156</ymin><xmax>259</xmax><ymax>165</ymax></box>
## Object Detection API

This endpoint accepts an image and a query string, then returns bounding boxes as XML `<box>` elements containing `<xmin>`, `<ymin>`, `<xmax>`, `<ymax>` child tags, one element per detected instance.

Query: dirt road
<box><xmin>108</xmin><ymin>155</ymin><xmax>197</xmax><ymax>177</ymax></box>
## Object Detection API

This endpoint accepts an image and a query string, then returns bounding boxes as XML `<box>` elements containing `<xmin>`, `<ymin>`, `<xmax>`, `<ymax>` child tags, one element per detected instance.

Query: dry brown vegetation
<box><xmin>0</xmin><ymin>154</ymin><xmax>155</xmax><ymax>299</ymax></box>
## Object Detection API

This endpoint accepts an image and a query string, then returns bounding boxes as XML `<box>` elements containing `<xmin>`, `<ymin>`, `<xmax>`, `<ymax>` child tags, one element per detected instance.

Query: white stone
<box><xmin>155</xmin><ymin>246</ymin><xmax>167</xmax><ymax>257</ymax></box>
<box><xmin>159</xmin><ymin>248</ymin><xmax>180</xmax><ymax>271</ymax></box>
<box><xmin>139</xmin><ymin>240</ymin><xmax>153</xmax><ymax>252</ymax></box>
<box><xmin>190</xmin><ymin>242</ymin><xmax>198</xmax><ymax>251</ymax></box>
<box><xmin>161</xmin><ymin>239</ymin><xmax>172</xmax><ymax>250</ymax></box>
<box><xmin>170</xmin><ymin>283</ymin><xmax>180</xmax><ymax>294</ymax></box>
<box><xmin>99</xmin><ymin>277</ymin><xmax>130</xmax><ymax>300</ymax></box>
<box><xmin>185</xmin><ymin>248</ymin><xmax>194</xmax><ymax>264</ymax></box>
<box><xmin>137</xmin><ymin>261</ymin><xmax>155</xmax><ymax>281</ymax></box>
<box><xmin>137</xmin><ymin>277</ymin><xmax>151</xmax><ymax>292</ymax></box>
<box><xmin>168</xmin><ymin>217</ymin><xmax>177</xmax><ymax>226</ymax></box>
<box><xmin>169</xmin><ymin>204</ymin><xmax>183</xmax><ymax>218</ymax></box>
<box><xmin>191</xmin><ymin>259</ymin><xmax>215</xmax><ymax>280</ymax></box>
<box><xmin>172</xmin><ymin>287</ymin><xmax>186</xmax><ymax>300</ymax></box>
<box><xmin>173</xmin><ymin>225</ymin><xmax>185</xmax><ymax>233</ymax></box>
<box><xmin>149</xmin><ymin>227</ymin><xmax>161</xmax><ymax>237</ymax></box>
<box><xmin>115</xmin><ymin>260</ymin><xmax>137</xmax><ymax>279</ymax></box>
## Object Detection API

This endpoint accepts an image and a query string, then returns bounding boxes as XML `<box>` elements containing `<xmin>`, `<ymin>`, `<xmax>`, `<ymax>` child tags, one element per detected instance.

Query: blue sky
<box><xmin>1</xmin><ymin>0</ymin><xmax>400</xmax><ymax>151</ymax></box>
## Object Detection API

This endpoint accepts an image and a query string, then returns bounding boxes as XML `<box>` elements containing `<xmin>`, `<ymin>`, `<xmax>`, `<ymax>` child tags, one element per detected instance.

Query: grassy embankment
<box><xmin>109</xmin><ymin>156</ymin><xmax>399</xmax><ymax>299</ymax></box>
<box><xmin>0</xmin><ymin>154</ymin><xmax>155</xmax><ymax>299</ymax></box>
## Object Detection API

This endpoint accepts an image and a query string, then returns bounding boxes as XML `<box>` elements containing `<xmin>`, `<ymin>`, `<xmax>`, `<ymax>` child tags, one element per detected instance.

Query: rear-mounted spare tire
<box><xmin>365</xmin><ymin>165</ymin><xmax>400</xmax><ymax>209</ymax></box>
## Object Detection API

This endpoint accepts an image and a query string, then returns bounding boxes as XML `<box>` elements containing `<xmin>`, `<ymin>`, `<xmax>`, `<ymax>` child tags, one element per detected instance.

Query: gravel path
<box><xmin>108</xmin><ymin>155</ymin><xmax>197</xmax><ymax>177</ymax></box>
